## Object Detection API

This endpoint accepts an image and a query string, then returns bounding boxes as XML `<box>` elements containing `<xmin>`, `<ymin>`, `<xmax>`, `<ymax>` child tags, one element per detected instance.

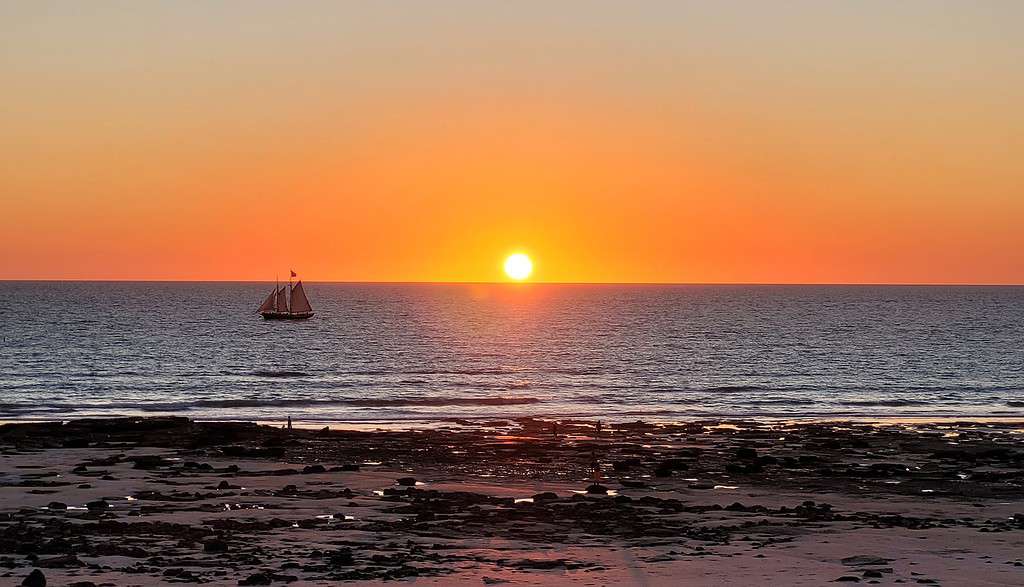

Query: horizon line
<box><xmin>2</xmin><ymin>279</ymin><xmax>1023</xmax><ymax>287</ymax></box>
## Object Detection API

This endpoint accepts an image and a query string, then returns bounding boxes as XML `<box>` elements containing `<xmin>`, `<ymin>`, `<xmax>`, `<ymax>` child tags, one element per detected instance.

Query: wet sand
<box><xmin>1</xmin><ymin>417</ymin><xmax>1023</xmax><ymax>585</ymax></box>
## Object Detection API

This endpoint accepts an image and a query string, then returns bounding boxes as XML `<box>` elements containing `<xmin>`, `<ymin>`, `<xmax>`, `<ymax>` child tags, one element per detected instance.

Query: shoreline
<box><xmin>3</xmin><ymin>414</ymin><xmax>1024</xmax><ymax>431</ymax></box>
<box><xmin>1</xmin><ymin>416</ymin><xmax>1023</xmax><ymax>585</ymax></box>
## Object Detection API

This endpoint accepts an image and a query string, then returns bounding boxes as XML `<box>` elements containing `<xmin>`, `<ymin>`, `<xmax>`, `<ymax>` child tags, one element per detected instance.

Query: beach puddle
<box><xmin>316</xmin><ymin>514</ymin><xmax>355</xmax><ymax>521</ymax></box>
<box><xmin>224</xmin><ymin>503</ymin><xmax>265</xmax><ymax>511</ymax></box>
<box><xmin>713</xmin><ymin>485</ymin><xmax>738</xmax><ymax>490</ymax></box>
<box><xmin>571</xmin><ymin>489</ymin><xmax>620</xmax><ymax>496</ymax></box>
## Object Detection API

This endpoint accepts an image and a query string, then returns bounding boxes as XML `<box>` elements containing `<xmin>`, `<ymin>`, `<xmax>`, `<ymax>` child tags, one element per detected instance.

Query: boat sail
<box><xmin>258</xmin><ymin>272</ymin><xmax>314</xmax><ymax>320</ymax></box>
<box><xmin>290</xmin><ymin>281</ymin><xmax>313</xmax><ymax>314</ymax></box>
<box><xmin>275</xmin><ymin>286</ymin><xmax>289</xmax><ymax>313</ymax></box>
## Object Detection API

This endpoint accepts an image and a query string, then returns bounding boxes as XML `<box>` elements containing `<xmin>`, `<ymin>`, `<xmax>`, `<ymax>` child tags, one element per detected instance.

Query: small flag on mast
<box><xmin>290</xmin><ymin>270</ymin><xmax>297</xmax><ymax>277</ymax></box>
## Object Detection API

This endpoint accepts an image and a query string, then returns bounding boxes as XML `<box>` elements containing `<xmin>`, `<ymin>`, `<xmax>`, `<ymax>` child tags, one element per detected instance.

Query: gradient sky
<box><xmin>2</xmin><ymin>1</ymin><xmax>1022</xmax><ymax>283</ymax></box>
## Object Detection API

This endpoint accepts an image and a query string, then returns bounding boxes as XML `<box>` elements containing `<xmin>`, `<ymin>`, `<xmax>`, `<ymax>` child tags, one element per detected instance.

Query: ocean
<box><xmin>1</xmin><ymin>282</ymin><xmax>1022</xmax><ymax>424</ymax></box>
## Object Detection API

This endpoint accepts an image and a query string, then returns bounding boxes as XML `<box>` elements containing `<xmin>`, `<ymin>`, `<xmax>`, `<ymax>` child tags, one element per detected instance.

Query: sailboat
<box><xmin>258</xmin><ymin>272</ymin><xmax>314</xmax><ymax>320</ymax></box>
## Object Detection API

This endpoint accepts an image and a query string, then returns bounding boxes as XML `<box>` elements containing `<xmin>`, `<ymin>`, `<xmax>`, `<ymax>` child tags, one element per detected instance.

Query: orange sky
<box><xmin>2</xmin><ymin>2</ymin><xmax>1022</xmax><ymax>283</ymax></box>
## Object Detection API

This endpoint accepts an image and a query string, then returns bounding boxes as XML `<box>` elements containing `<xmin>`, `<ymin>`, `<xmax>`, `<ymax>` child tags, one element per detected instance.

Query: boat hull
<box><xmin>261</xmin><ymin>311</ymin><xmax>314</xmax><ymax>320</ymax></box>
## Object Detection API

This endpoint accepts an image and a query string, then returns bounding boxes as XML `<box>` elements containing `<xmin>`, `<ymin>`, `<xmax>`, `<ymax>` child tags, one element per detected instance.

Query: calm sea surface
<box><xmin>1</xmin><ymin>282</ymin><xmax>1023</xmax><ymax>423</ymax></box>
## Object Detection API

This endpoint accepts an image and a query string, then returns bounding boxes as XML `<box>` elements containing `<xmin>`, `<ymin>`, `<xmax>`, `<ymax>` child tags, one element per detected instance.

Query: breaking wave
<box><xmin>838</xmin><ymin>399</ymin><xmax>929</xmax><ymax>407</ymax></box>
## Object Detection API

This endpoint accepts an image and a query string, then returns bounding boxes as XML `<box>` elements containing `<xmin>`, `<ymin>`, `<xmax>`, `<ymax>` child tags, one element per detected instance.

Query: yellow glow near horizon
<box><xmin>504</xmin><ymin>254</ymin><xmax>533</xmax><ymax>281</ymax></box>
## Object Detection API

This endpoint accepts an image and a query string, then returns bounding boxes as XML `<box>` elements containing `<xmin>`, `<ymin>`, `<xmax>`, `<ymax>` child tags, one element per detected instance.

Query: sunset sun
<box><xmin>503</xmin><ymin>253</ymin><xmax>533</xmax><ymax>280</ymax></box>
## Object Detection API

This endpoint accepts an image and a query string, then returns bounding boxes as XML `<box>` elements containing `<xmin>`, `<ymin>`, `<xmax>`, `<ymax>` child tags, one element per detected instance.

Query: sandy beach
<box><xmin>0</xmin><ymin>417</ymin><xmax>1022</xmax><ymax>586</ymax></box>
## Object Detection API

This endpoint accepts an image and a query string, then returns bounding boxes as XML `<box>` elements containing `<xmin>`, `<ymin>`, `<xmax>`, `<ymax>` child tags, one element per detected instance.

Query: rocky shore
<box><xmin>1</xmin><ymin>417</ymin><xmax>1023</xmax><ymax>585</ymax></box>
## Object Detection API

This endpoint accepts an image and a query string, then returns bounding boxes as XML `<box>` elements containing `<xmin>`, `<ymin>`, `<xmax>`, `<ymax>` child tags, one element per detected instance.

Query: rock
<box><xmin>302</xmin><ymin>464</ymin><xmax>326</xmax><ymax>474</ymax></box>
<box><xmin>835</xmin><ymin>576</ymin><xmax>861</xmax><ymax>582</ymax></box>
<box><xmin>239</xmin><ymin>573</ymin><xmax>272</xmax><ymax>585</ymax></box>
<box><xmin>164</xmin><ymin>569</ymin><xmax>200</xmax><ymax>582</ymax></box>
<box><xmin>620</xmin><ymin>480</ymin><xmax>647</xmax><ymax>488</ymax></box>
<box><xmin>863</xmin><ymin>570</ymin><xmax>884</xmax><ymax>578</ymax></box>
<box><xmin>203</xmin><ymin>539</ymin><xmax>228</xmax><ymax>553</ymax></box>
<box><xmin>46</xmin><ymin>502</ymin><xmax>67</xmax><ymax>510</ymax></box>
<box><xmin>130</xmin><ymin>455</ymin><xmax>172</xmax><ymax>469</ymax></box>
<box><xmin>735</xmin><ymin>447</ymin><xmax>758</xmax><ymax>460</ymax></box>
<box><xmin>396</xmin><ymin>477</ymin><xmax>417</xmax><ymax>486</ymax></box>
<box><xmin>655</xmin><ymin>456</ymin><xmax>688</xmax><ymax>475</ymax></box>
<box><xmin>509</xmin><ymin>558</ymin><xmax>568</xmax><ymax>570</ymax></box>
<box><xmin>532</xmin><ymin>492</ymin><xmax>558</xmax><ymax>502</ymax></box>
<box><xmin>688</xmin><ymin>481</ymin><xmax>715</xmax><ymax>490</ymax></box>
<box><xmin>85</xmin><ymin>500</ymin><xmax>109</xmax><ymax>511</ymax></box>
<box><xmin>340</xmin><ymin>463</ymin><xmax>360</xmax><ymax>471</ymax></box>
<box><xmin>585</xmin><ymin>484</ymin><xmax>608</xmax><ymax>495</ymax></box>
<box><xmin>612</xmin><ymin>459</ymin><xmax>641</xmax><ymax>471</ymax></box>
<box><xmin>868</xmin><ymin>463</ymin><xmax>908</xmax><ymax>476</ymax></box>
<box><xmin>21</xmin><ymin>569</ymin><xmax>45</xmax><ymax>587</ymax></box>
<box><xmin>328</xmin><ymin>548</ymin><xmax>354</xmax><ymax>566</ymax></box>
<box><xmin>217</xmin><ymin>480</ymin><xmax>232</xmax><ymax>489</ymax></box>
<box><xmin>842</xmin><ymin>556</ymin><xmax>892</xmax><ymax>566</ymax></box>
<box><xmin>37</xmin><ymin>554</ymin><xmax>83</xmax><ymax>568</ymax></box>
<box><xmin>223</xmin><ymin>446</ymin><xmax>285</xmax><ymax>459</ymax></box>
